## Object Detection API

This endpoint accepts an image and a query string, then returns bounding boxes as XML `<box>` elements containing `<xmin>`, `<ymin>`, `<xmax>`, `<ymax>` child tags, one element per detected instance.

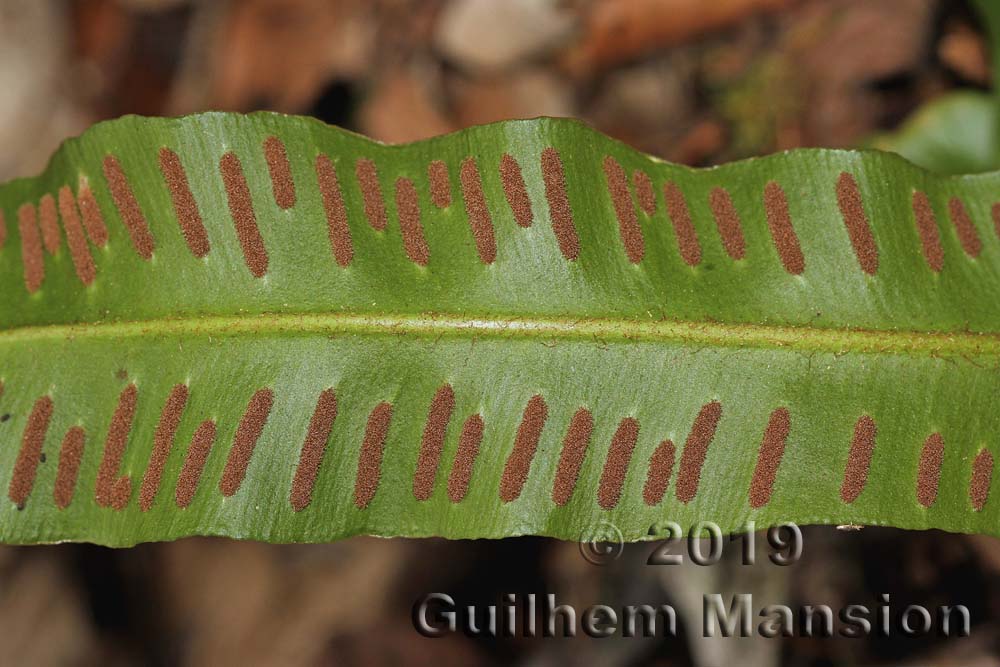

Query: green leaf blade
<box><xmin>1</xmin><ymin>114</ymin><xmax>1000</xmax><ymax>546</ymax></box>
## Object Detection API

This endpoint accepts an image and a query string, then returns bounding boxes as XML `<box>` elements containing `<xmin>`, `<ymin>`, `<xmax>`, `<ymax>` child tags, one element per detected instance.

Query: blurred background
<box><xmin>2</xmin><ymin>0</ymin><xmax>999</xmax><ymax>665</ymax></box>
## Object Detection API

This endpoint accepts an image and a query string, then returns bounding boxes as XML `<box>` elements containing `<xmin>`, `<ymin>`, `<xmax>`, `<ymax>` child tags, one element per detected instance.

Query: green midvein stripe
<box><xmin>1</xmin><ymin>312</ymin><xmax>999</xmax><ymax>359</ymax></box>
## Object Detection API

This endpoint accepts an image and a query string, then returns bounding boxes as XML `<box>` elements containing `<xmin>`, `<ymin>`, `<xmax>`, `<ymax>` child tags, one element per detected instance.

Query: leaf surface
<box><xmin>2</xmin><ymin>113</ymin><xmax>1000</xmax><ymax>546</ymax></box>
<box><xmin>872</xmin><ymin>92</ymin><xmax>1000</xmax><ymax>175</ymax></box>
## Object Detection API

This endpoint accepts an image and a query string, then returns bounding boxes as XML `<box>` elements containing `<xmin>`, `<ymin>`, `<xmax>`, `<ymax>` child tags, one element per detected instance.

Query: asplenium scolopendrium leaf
<box><xmin>1</xmin><ymin>113</ymin><xmax>1000</xmax><ymax>546</ymax></box>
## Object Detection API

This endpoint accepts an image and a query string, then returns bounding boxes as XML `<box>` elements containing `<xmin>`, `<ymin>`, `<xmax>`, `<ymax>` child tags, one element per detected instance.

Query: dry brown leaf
<box><xmin>360</xmin><ymin>66</ymin><xmax>456</xmax><ymax>143</ymax></box>
<box><xmin>449</xmin><ymin>68</ymin><xmax>575</xmax><ymax>128</ymax></box>
<box><xmin>161</xmin><ymin>537</ymin><xmax>406</xmax><ymax>665</ymax></box>
<box><xmin>563</xmin><ymin>0</ymin><xmax>796</xmax><ymax>75</ymax></box>
<box><xmin>208</xmin><ymin>0</ymin><xmax>374</xmax><ymax>112</ymax></box>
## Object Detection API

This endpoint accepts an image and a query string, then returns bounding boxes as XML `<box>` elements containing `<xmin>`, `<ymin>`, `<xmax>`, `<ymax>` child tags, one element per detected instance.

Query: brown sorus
<box><xmin>708</xmin><ymin>187</ymin><xmax>746</xmax><ymax>260</ymax></box>
<box><xmin>315</xmin><ymin>154</ymin><xmax>354</xmax><ymax>267</ymax></box>
<box><xmin>597</xmin><ymin>417</ymin><xmax>639</xmax><ymax>510</ymax></box>
<box><xmin>970</xmin><ymin>449</ymin><xmax>993</xmax><ymax>512</ymax></box>
<box><xmin>8</xmin><ymin>396</ymin><xmax>54</xmax><ymax>506</ymax></box>
<box><xmin>38</xmin><ymin>194</ymin><xmax>61</xmax><ymax>254</ymax></box>
<box><xmin>109</xmin><ymin>478</ymin><xmax>131</xmax><ymax>510</ymax></box>
<box><xmin>54</xmin><ymin>426</ymin><xmax>86</xmax><ymax>509</ymax></box>
<box><xmin>159</xmin><ymin>148</ymin><xmax>210</xmax><ymax>258</ymax></box>
<box><xmin>95</xmin><ymin>384</ymin><xmax>137</xmax><ymax>510</ymax></box>
<box><xmin>551</xmin><ymin>408</ymin><xmax>594</xmax><ymax>506</ymax></box>
<box><xmin>175</xmin><ymin>420</ymin><xmax>217</xmax><ymax>508</ymax></box>
<box><xmin>835</xmin><ymin>173</ymin><xmax>878</xmax><ymax>275</ymax></box>
<box><xmin>675</xmin><ymin>401</ymin><xmax>723</xmax><ymax>503</ymax></box>
<box><xmin>264</xmin><ymin>136</ymin><xmax>296</xmax><ymax>209</ymax></box>
<box><xmin>602</xmin><ymin>156</ymin><xmax>644</xmax><ymax>263</ymax></box>
<box><xmin>459</xmin><ymin>157</ymin><xmax>498</xmax><ymax>264</ymax></box>
<box><xmin>749</xmin><ymin>407</ymin><xmax>790</xmax><ymax>508</ymax></box>
<box><xmin>948</xmin><ymin>197</ymin><xmax>982</xmax><ymax>258</ymax></box>
<box><xmin>911</xmin><ymin>191</ymin><xmax>944</xmax><ymax>272</ymax></box>
<box><xmin>356</xmin><ymin>158</ymin><xmax>388</xmax><ymax>231</ymax></box>
<box><xmin>632</xmin><ymin>170</ymin><xmax>656</xmax><ymax>216</ymax></box>
<box><xmin>663</xmin><ymin>182</ymin><xmax>702</xmax><ymax>266</ymax></box>
<box><xmin>448</xmin><ymin>414</ymin><xmax>484</xmax><ymax>503</ymax></box>
<box><xmin>77</xmin><ymin>179</ymin><xmax>109</xmax><ymax>246</ymax></box>
<box><xmin>290</xmin><ymin>389</ymin><xmax>338</xmax><ymax>511</ymax></box>
<box><xmin>139</xmin><ymin>384</ymin><xmax>189</xmax><ymax>511</ymax></box>
<box><xmin>841</xmin><ymin>415</ymin><xmax>877</xmax><ymax>503</ymax></box>
<box><xmin>395</xmin><ymin>177</ymin><xmax>430</xmax><ymax>266</ymax></box>
<box><xmin>220</xmin><ymin>388</ymin><xmax>274</xmax><ymax>496</ymax></box>
<box><xmin>499</xmin><ymin>395</ymin><xmax>549</xmax><ymax>502</ymax></box>
<box><xmin>354</xmin><ymin>402</ymin><xmax>393</xmax><ymax>509</ymax></box>
<box><xmin>763</xmin><ymin>181</ymin><xmax>805</xmax><ymax>275</ymax></box>
<box><xmin>643</xmin><ymin>439</ymin><xmax>675</xmax><ymax>506</ymax></box>
<box><xmin>57</xmin><ymin>186</ymin><xmax>96</xmax><ymax>285</ymax></box>
<box><xmin>18</xmin><ymin>203</ymin><xmax>44</xmax><ymax>293</ymax></box>
<box><xmin>220</xmin><ymin>152</ymin><xmax>268</xmax><ymax>277</ymax></box>
<box><xmin>500</xmin><ymin>154</ymin><xmax>532</xmax><ymax>227</ymax></box>
<box><xmin>413</xmin><ymin>385</ymin><xmax>455</xmax><ymax>501</ymax></box>
<box><xmin>428</xmin><ymin>160</ymin><xmax>451</xmax><ymax>208</ymax></box>
<box><xmin>917</xmin><ymin>433</ymin><xmax>945</xmax><ymax>507</ymax></box>
<box><xmin>103</xmin><ymin>155</ymin><xmax>155</xmax><ymax>259</ymax></box>
<box><xmin>540</xmin><ymin>148</ymin><xmax>580</xmax><ymax>260</ymax></box>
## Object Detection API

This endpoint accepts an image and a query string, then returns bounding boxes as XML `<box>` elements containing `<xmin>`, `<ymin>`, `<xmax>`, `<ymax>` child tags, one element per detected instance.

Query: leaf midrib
<box><xmin>3</xmin><ymin>312</ymin><xmax>999</xmax><ymax>359</ymax></box>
